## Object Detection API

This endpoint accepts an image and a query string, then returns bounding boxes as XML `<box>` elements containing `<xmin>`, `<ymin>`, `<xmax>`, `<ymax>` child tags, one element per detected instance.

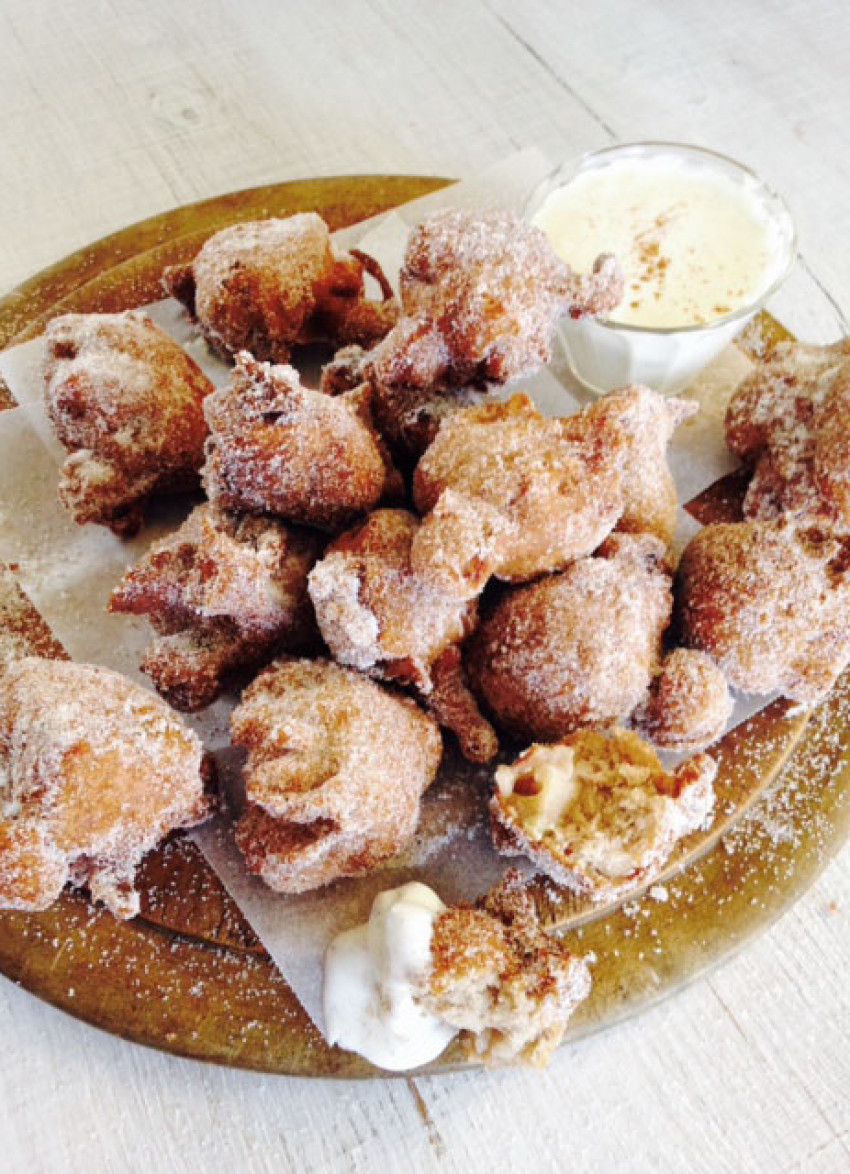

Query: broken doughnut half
<box><xmin>491</xmin><ymin>728</ymin><xmax>716</xmax><ymax>903</ymax></box>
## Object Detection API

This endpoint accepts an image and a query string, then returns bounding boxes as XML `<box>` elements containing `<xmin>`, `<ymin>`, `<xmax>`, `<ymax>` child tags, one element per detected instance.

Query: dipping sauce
<box><xmin>533</xmin><ymin>154</ymin><xmax>784</xmax><ymax>329</ymax></box>
<box><xmin>324</xmin><ymin>881</ymin><xmax>456</xmax><ymax>1071</ymax></box>
<box><xmin>526</xmin><ymin>144</ymin><xmax>796</xmax><ymax>394</ymax></box>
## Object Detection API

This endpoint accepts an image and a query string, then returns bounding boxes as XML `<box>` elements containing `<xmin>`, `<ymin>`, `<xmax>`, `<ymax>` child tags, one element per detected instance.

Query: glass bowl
<box><xmin>526</xmin><ymin>142</ymin><xmax>798</xmax><ymax>395</ymax></box>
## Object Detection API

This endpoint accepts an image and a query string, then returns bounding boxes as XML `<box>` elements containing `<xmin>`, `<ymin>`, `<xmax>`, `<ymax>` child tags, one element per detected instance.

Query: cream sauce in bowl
<box><xmin>528</xmin><ymin>143</ymin><xmax>796</xmax><ymax>393</ymax></box>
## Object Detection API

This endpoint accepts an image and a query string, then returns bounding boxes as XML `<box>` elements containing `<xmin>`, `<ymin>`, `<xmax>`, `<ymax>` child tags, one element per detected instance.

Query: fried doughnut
<box><xmin>44</xmin><ymin>312</ymin><xmax>214</xmax><ymax>535</ymax></box>
<box><xmin>163</xmin><ymin>213</ymin><xmax>398</xmax><ymax>363</ymax></box>
<box><xmin>491</xmin><ymin>729</ymin><xmax>716</xmax><ymax>901</ymax></box>
<box><xmin>678</xmin><ymin>518</ymin><xmax>850</xmax><ymax>703</ymax></box>
<box><xmin>726</xmin><ymin>338</ymin><xmax>850</xmax><ymax>532</ymax></box>
<box><xmin>371</xmin><ymin>380</ymin><xmax>487</xmax><ymax>468</ymax></box>
<box><xmin>468</xmin><ymin>534</ymin><xmax>672</xmax><ymax>741</ymax></box>
<box><xmin>0</xmin><ymin>657</ymin><xmax>209</xmax><ymax>918</ymax></box>
<box><xmin>307</xmin><ymin>509</ymin><xmax>497</xmax><ymax>761</ymax></box>
<box><xmin>577</xmin><ymin>385</ymin><xmax>697</xmax><ymax>546</ymax></box>
<box><xmin>319</xmin><ymin>344</ymin><xmax>370</xmax><ymax>396</ymax></box>
<box><xmin>633</xmin><ymin>649</ymin><xmax>733</xmax><ymax>752</ymax></box>
<box><xmin>110</xmin><ymin>502</ymin><xmax>322</xmax><ymax>710</ymax></box>
<box><xmin>411</xmin><ymin>394</ymin><xmax>626</xmax><ymax>599</ymax></box>
<box><xmin>422</xmin><ymin>870</ymin><xmax>592</xmax><ymax>1067</ymax></box>
<box><xmin>369</xmin><ymin>208</ymin><xmax>623</xmax><ymax>391</ymax></box>
<box><xmin>202</xmin><ymin>353</ymin><xmax>399</xmax><ymax>531</ymax></box>
<box><xmin>321</xmin><ymin>343</ymin><xmax>486</xmax><ymax>469</ymax></box>
<box><xmin>231</xmin><ymin>658</ymin><xmax>442</xmax><ymax>893</ymax></box>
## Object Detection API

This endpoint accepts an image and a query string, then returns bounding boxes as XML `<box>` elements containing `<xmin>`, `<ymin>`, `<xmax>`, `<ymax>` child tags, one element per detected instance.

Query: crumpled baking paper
<box><xmin>0</xmin><ymin>149</ymin><xmax>780</xmax><ymax>1034</ymax></box>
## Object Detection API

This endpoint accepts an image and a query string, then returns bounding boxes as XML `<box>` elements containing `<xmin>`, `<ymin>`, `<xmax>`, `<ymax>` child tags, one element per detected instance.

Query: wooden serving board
<box><xmin>0</xmin><ymin>177</ymin><xmax>847</xmax><ymax>1078</ymax></box>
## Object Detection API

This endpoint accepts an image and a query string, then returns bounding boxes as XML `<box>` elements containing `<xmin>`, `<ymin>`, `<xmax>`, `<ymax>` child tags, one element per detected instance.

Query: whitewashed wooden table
<box><xmin>1</xmin><ymin>2</ymin><xmax>848</xmax><ymax>1171</ymax></box>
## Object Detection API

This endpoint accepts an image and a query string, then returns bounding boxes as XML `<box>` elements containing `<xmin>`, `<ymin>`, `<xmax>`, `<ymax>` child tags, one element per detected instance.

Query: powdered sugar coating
<box><xmin>307</xmin><ymin>509</ymin><xmax>497</xmax><ymax>761</ymax></box>
<box><xmin>110</xmin><ymin>502</ymin><xmax>322</xmax><ymax>710</ymax></box>
<box><xmin>726</xmin><ymin>338</ymin><xmax>850</xmax><ymax>532</ymax></box>
<box><xmin>369</xmin><ymin>208</ymin><xmax>623</xmax><ymax>390</ymax></box>
<box><xmin>678</xmin><ymin>517</ymin><xmax>850</xmax><ymax>703</ymax></box>
<box><xmin>411</xmin><ymin>393</ymin><xmax>627</xmax><ymax>599</ymax></box>
<box><xmin>371</xmin><ymin>378</ymin><xmax>486</xmax><ymax>467</ymax></box>
<box><xmin>0</xmin><ymin>657</ymin><xmax>209</xmax><ymax>918</ymax></box>
<box><xmin>163</xmin><ymin>213</ymin><xmax>399</xmax><ymax>363</ymax></box>
<box><xmin>579</xmin><ymin>385</ymin><xmax>698</xmax><ymax>546</ymax></box>
<box><xmin>309</xmin><ymin>510</ymin><xmax>473</xmax><ymax>685</ymax></box>
<box><xmin>202</xmin><ymin>353</ymin><xmax>395</xmax><ymax>531</ymax></box>
<box><xmin>422</xmin><ymin>871</ymin><xmax>592</xmax><ymax>1066</ymax></box>
<box><xmin>319</xmin><ymin>345</ymin><xmax>474</xmax><ymax>468</ymax></box>
<box><xmin>634</xmin><ymin>648</ymin><xmax>733</xmax><ymax>752</ymax></box>
<box><xmin>319</xmin><ymin>345</ymin><xmax>371</xmax><ymax>397</ymax></box>
<box><xmin>469</xmin><ymin>534</ymin><xmax>672</xmax><ymax>742</ymax></box>
<box><xmin>231</xmin><ymin>658</ymin><xmax>443</xmax><ymax>893</ymax></box>
<box><xmin>44</xmin><ymin>311</ymin><xmax>214</xmax><ymax>535</ymax></box>
<box><xmin>490</xmin><ymin>729</ymin><xmax>716</xmax><ymax>902</ymax></box>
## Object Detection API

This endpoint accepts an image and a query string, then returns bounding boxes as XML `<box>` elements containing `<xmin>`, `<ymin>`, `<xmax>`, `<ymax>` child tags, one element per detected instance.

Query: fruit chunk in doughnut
<box><xmin>490</xmin><ymin>729</ymin><xmax>716</xmax><ymax>902</ymax></box>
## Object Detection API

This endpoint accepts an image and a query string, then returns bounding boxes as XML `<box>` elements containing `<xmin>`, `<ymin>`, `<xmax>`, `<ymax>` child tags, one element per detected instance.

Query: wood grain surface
<box><xmin>1</xmin><ymin>1</ymin><xmax>849</xmax><ymax>1171</ymax></box>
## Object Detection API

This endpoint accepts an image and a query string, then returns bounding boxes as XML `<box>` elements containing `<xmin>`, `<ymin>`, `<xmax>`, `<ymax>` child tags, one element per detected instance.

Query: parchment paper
<box><xmin>0</xmin><ymin>150</ymin><xmax>775</xmax><ymax>1035</ymax></box>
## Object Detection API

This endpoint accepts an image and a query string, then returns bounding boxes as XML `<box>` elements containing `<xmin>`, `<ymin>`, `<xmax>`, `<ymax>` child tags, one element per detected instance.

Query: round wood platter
<box><xmin>0</xmin><ymin>177</ymin><xmax>847</xmax><ymax>1079</ymax></box>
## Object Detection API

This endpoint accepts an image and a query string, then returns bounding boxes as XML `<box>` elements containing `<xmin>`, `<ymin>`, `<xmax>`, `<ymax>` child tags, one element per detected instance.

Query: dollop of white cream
<box><xmin>324</xmin><ymin>881</ymin><xmax>456</xmax><ymax>1071</ymax></box>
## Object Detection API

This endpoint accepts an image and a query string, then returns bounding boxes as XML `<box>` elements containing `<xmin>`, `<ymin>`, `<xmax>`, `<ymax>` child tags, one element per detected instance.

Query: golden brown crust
<box><xmin>633</xmin><ymin>648</ymin><xmax>733</xmax><ymax>752</ymax></box>
<box><xmin>319</xmin><ymin>345</ymin><xmax>370</xmax><ymax>397</ymax></box>
<box><xmin>202</xmin><ymin>353</ymin><xmax>397</xmax><ymax>531</ymax></box>
<box><xmin>0</xmin><ymin>658</ymin><xmax>209</xmax><ymax>918</ymax></box>
<box><xmin>576</xmin><ymin>385</ymin><xmax>697</xmax><ymax>546</ymax></box>
<box><xmin>371</xmin><ymin>378</ymin><xmax>487</xmax><ymax>467</ymax></box>
<box><xmin>320</xmin><ymin>347</ymin><xmax>488</xmax><ymax>470</ymax></box>
<box><xmin>307</xmin><ymin>509</ymin><xmax>497</xmax><ymax>761</ymax></box>
<box><xmin>725</xmin><ymin>338</ymin><xmax>850</xmax><ymax>533</ymax></box>
<box><xmin>369</xmin><ymin>209</ymin><xmax>622</xmax><ymax>391</ymax></box>
<box><xmin>421</xmin><ymin>870</ymin><xmax>591</xmax><ymax>1066</ymax></box>
<box><xmin>231</xmin><ymin>658</ymin><xmax>442</xmax><ymax>892</ymax></box>
<box><xmin>468</xmin><ymin>534</ymin><xmax>672</xmax><ymax>742</ymax></box>
<box><xmin>678</xmin><ymin>518</ymin><xmax>850</xmax><ymax>703</ymax></box>
<box><xmin>411</xmin><ymin>394</ymin><xmax>627</xmax><ymax>599</ymax></box>
<box><xmin>43</xmin><ymin>311</ymin><xmax>214</xmax><ymax>535</ymax></box>
<box><xmin>426</xmin><ymin>645</ymin><xmax>499</xmax><ymax>764</ymax></box>
<box><xmin>110</xmin><ymin>502</ymin><xmax>323</xmax><ymax>710</ymax></box>
<box><xmin>163</xmin><ymin>214</ymin><xmax>399</xmax><ymax>363</ymax></box>
<box><xmin>490</xmin><ymin>730</ymin><xmax>716</xmax><ymax>902</ymax></box>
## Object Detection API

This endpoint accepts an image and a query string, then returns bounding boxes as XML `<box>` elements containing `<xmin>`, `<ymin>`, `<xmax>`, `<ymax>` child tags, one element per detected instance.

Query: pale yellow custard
<box><xmin>533</xmin><ymin>155</ymin><xmax>785</xmax><ymax>329</ymax></box>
